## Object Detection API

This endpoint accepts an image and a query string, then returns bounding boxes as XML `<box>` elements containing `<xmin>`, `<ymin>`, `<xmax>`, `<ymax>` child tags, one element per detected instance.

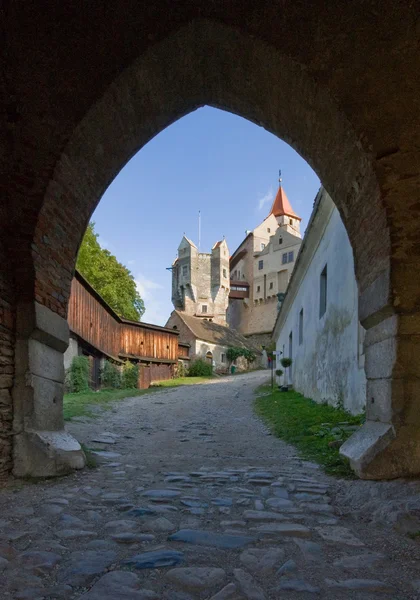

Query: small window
<box><xmin>320</xmin><ymin>264</ymin><xmax>327</xmax><ymax>318</ymax></box>
<box><xmin>221</xmin><ymin>353</ymin><xmax>226</xmax><ymax>363</ymax></box>
<box><xmin>172</xmin><ymin>325</ymin><xmax>178</xmax><ymax>330</ymax></box>
<box><xmin>299</xmin><ymin>308</ymin><xmax>303</xmax><ymax>345</ymax></box>
<box><xmin>269</xmin><ymin>282</ymin><xmax>274</xmax><ymax>290</ymax></box>
<box><xmin>223</xmin><ymin>268</ymin><xmax>227</xmax><ymax>278</ymax></box>
<box><xmin>258</xmin><ymin>260</ymin><xmax>263</xmax><ymax>270</ymax></box>
<box><xmin>257</xmin><ymin>285</ymin><xmax>261</xmax><ymax>292</ymax></box>
<box><xmin>288</xmin><ymin>251</ymin><xmax>294</xmax><ymax>262</ymax></box>
<box><xmin>261</xmin><ymin>243</ymin><xmax>265</xmax><ymax>250</ymax></box>
<box><xmin>182</xmin><ymin>265</ymin><xmax>188</xmax><ymax>276</ymax></box>
<box><xmin>202</xmin><ymin>305</ymin><xmax>208</xmax><ymax>314</ymax></box>
<box><xmin>279</xmin><ymin>236</ymin><xmax>283</xmax><ymax>245</ymax></box>
<box><xmin>282</xmin><ymin>253</ymin><xmax>288</xmax><ymax>264</ymax></box>
<box><xmin>267</xmin><ymin>228</ymin><xmax>271</xmax><ymax>233</ymax></box>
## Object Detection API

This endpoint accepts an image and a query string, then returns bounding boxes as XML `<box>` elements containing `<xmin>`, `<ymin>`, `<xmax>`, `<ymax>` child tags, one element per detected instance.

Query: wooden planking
<box><xmin>67</xmin><ymin>275</ymin><xmax>178</xmax><ymax>362</ymax></box>
<box><xmin>178</xmin><ymin>344</ymin><xmax>190</xmax><ymax>358</ymax></box>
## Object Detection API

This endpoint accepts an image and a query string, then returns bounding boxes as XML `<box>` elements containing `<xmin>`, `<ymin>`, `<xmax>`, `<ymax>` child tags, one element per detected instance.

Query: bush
<box><xmin>68</xmin><ymin>356</ymin><xmax>90</xmax><ymax>393</ymax></box>
<box><xmin>281</xmin><ymin>357</ymin><xmax>292</xmax><ymax>368</ymax></box>
<box><xmin>188</xmin><ymin>358</ymin><xmax>213</xmax><ymax>377</ymax></box>
<box><xmin>177</xmin><ymin>361</ymin><xmax>187</xmax><ymax>378</ymax></box>
<box><xmin>101</xmin><ymin>360</ymin><xmax>121</xmax><ymax>388</ymax></box>
<box><xmin>122</xmin><ymin>360</ymin><xmax>139</xmax><ymax>388</ymax></box>
<box><xmin>275</xmin><ymin>369</ymin><xmax>284</xmax><ymax>377</ymax></box>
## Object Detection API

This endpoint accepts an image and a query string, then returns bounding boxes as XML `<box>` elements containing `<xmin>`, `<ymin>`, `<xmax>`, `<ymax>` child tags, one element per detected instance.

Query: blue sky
<box><xmin>92</xmin><ymin>106</ymin><xmax>320</xmax><ymax>325</ymax></box>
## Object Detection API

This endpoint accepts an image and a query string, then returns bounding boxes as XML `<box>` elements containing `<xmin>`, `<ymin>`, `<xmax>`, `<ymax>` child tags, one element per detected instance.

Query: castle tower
<box><xmin>267</xmin><ymin>176</ymin><xmax>302</xmax><ymax>238</ymax></box>
<box><xmin>171</xmin><ymin>236</ymin><xmax>230</xmax><ymax>325</ymax></box>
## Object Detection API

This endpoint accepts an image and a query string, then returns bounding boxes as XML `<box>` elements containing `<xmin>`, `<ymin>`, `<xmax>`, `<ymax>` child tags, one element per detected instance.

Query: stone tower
<box><xmin>171</xmin><ymin>236</ymin><xmax>230</xmax><ymax>325</ymax></box>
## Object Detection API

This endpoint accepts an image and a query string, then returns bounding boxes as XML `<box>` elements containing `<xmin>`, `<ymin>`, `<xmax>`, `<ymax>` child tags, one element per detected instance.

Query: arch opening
<box><xmin>5</xmin><ymin>18</ymin><xmax>415</xmax><ymax>480</ymax></box>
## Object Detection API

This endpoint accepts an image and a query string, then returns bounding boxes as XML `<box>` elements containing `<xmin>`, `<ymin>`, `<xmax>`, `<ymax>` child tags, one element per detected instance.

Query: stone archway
<box><xmin>2</xmin><ymin>10</ymin><xmax>420</xmax><ymax>479</ymax></box>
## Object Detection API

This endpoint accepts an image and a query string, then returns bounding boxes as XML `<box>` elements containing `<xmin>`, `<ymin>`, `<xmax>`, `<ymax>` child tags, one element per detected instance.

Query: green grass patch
<box><xmin>254</xmin><ymin>386</ymin><xmax>364</xmax><ymax>478</ymax></box>
<box><xmin>80</xmin><ymin>443</ymin><xmax>98</xmax><ymax>469</ymax></box>
<box><xmin>64</xmin><ymin>377</ymin><xmax>213</xmax><ymax>421</ymax></box>
<box><xmin>150</xmin><ymin>376</ymin><xmax>214</xmax><ymax>388</ymax></box>
<box><xmin>63</xmin><ymin>388</ymin><xmax>155</xmax><ymax>421</ymax></box>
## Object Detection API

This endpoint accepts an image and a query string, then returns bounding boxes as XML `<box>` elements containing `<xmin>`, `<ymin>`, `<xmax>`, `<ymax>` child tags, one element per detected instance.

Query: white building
<box><xmin>273</xmin><ymin>188</ymin><xmax>366</xmax><ymax>415</ymax></box>
<box><xmin>227</xmin><ymin>179</ymin><xmax>302</xmax><ymax>346</ymax></box>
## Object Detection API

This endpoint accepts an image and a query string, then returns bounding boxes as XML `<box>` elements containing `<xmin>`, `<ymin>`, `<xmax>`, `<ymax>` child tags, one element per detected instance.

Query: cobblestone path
<box><xmin>0</xmin><ymin>371</ymin><xmax>419</xmax><ymax>599</ymax></box>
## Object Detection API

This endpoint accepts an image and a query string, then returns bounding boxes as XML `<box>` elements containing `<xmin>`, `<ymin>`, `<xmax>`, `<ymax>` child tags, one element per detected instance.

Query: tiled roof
<box><xmin>269</xmin><ymin>186</ymin><xmax>301</xmax><ymax>220</ymax></box>
<box><xmin>172</xmin><ymin>311</ymin><xmax>261</xmax><ymax>352</ymax></box>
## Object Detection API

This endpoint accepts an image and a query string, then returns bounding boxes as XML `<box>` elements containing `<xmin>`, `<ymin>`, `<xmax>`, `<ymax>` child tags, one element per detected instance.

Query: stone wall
<box><xmin>0</xmin><ymin>238</ymin><xmax>15</xmax><ymax>477</ymax></box>
<box><xmin>2</xmin><ymin>6</ymin><xmax>420</xmax><ymax>478</ymax></box>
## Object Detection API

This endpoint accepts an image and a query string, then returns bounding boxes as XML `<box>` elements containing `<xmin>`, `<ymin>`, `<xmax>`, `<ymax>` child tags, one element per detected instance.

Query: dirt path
<box><xmin>0</xmin><ymin>371</ymin><xmax>419</xmax><ymax>599</ymax></box>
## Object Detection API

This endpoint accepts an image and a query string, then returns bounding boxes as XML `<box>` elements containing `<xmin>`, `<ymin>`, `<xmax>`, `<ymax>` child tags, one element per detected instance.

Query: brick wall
<box><xmin>0</xmin><ymin>238</ymin><xmax>15</xmax><ymax>477</ymax></box>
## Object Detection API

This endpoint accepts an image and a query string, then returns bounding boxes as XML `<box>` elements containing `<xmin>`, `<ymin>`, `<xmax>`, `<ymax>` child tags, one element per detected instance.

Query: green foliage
<box><xmin>64</xmin><ymin>388</ymin><xmax>156</xmax><ymax>421</ymax></box>
<box><xmin>122</xmin><ymin>361</ymin><xmax>139</xmax><ymax>389</ymax></box>
<box><xmin>280</xmin><ymin>357</ymin><xmax>292</xmax><ymax>368</ymax></box>
<box><xmin>275</xmin><ymin>369</ymin><xmax>284</xmax><ymax>377</ymax></box>
<box><xmin>68</xmin><ymin>356</ymin><xmax>90</xmax><ymax>393</ymax></box>
<box><xmin>254</xmin><ymin>386</ymin><xmax>364</xmax><ymax>478</ymax></box>
<box><xmin>226</xmin><ymin>346</ymin><xmax>257</xmax><ymax>364</ymax></box>
<box><xmin>101</xmin><ymin>360</ymin><xmax>121</xmax><ymax>389</ymax></box>
<box><xmin>77</xmin><ymin>222</ymin><xmax>145</xmax><ymax>321</ymax></box>
<box><xmin>188</xmin><ymin>358</ymin><xmax>213</xmax><ymax>377</ymax></box>
<box><xmin>176</xmin><ymin>361</ymin><xmax>187</xmax><ymax>378</ymax></box>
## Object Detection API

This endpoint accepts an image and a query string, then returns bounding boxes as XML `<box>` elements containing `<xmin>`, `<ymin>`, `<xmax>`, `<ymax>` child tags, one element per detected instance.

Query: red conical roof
<box><xmin>268</xmin><ymin>186</ymin><xmax>301</xmax><ymax>220</ymax></box>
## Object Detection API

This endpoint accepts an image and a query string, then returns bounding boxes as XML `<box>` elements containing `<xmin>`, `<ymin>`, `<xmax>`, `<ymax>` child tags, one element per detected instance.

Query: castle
<box><xmin>167</xmin><ymin>177</ymin><xmax>302</xmax><ymax>354</ymax></box>
<box><xmin>227</xmin><ymin>180</ymin><xmax>302</xmax><ymax>346</ymax></box>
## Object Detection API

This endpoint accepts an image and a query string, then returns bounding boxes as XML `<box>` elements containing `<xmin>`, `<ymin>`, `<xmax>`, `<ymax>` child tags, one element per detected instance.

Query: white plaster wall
<box><xmin>194</xmin><ymin>339</ymin><xmax>228</xmax><ymax>371</ymax></box>
<box><xmin>275</xmin><ymin>204</ymin><xmax>366</xmax><ymax>414</ymax></box>
<box><xmin>63</xmin><ymin>336</ymin><xmax>79</xmax><ymax>370</ymax></box>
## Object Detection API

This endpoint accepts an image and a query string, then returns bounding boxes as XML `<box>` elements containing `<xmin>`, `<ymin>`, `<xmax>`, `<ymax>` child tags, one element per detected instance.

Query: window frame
<box><xmin>299</xmin><ymin>308</ymin><xmax>303</xmax><ymax>345</ymax></box>
<box><xmin>319</xmin><ymin>264</ymin><xmax>328</xmax><ymax>318</ymax></box>
<box><xmin>288</xmin><ymin>251</ymin><xmax>294</xmax><ymax>263</ymax></box>
<box><xmin>258</xmin><ymin>259</ymin><xmax>264</xmax><ymax>270</ymax></box>
<box><xmin>282</xmin><ymin>253</ymin><xmax>288</xmax><ymax>264</ymax></box>
<box><xmin>202</xmin><ymin>304</ymin><xmax>208</xmax><ymax>314</ymax></box>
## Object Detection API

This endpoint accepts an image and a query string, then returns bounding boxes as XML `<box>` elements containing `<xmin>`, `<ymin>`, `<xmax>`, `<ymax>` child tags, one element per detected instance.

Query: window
<box><xmin>202</xmin><ymin>305</ymin><xmax>207</xmax><ymax>314</ymax></box>
<box><xmin>288</xmin><ymin>251</ymin><xmax>294</xmax><ymax>262</ymax></box>
<box><xmin>269</xmin><ymin>282</ymin><xmax>274</xmax><ymax>290</ymax></box>
<box><xmin>261</xmin><ymin>243</ymin><xmax>265</xmax><ymax>250</ymax></box>
<box><xmin>267</xmin><ymin>227</ymin><xmax>271</xmax><ymax>233</ymax></box>
<box><xmin>320</xmin><ymin>264</ymin><xmax>327</xmax><ymax>318</ymax></box>
<box><xmin>223</xmin><ymin>268</ymin><xmax>227</xmax><ymax>278</ymax></box>
<box><xmin>299</xmin><ymin>308</ymin><xmax>303</xmax><ymax>345</ymax></box>
<box><xmin>258</xmin><ymin>260</ymin><xmax>263</xmax><ymax>270</ymax></box>
<box><xmin>279</xmin><ymin>236</ymin><xmax>283</xmax><ymax>245</ymax></box>
<box><xmin>221</xmin><ymin>353</ymin><xmax>226</xmax><ymax>363</ymax></box>
<box><xmin>257</xmin><ymin>285</ymin><xmax>261</xmax><ymax>292</ymax></box>
<box><xmin>182</xmin><ymin>265</ymin><xmax>188</xmax><ymax>276</ymax></box>
<box><xmin>282</xmin><ymin>253</ymin><xmax>288</xmax><ymax>264</ymax></box>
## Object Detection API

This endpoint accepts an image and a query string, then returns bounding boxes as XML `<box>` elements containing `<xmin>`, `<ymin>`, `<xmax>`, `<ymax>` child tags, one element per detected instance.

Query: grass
<box><xmin>254</xmin><ymin>385</ymin><xmax>365</xmax><ymax>478</ymax></box>
<box><xmin>63</xmin><ymin>376</ymin><xmax>214</xmax><ymax>421</ymax></box>
<box><xmin>150</xmin><ymin>376</ymin><xmax>214</xmax><ymax>387</ymax></box>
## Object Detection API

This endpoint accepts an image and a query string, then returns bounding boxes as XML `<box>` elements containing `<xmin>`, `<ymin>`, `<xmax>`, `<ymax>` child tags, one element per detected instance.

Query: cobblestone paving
<box><xmin>0</xmin><ymin>371</ymin><xmax>419</xmax><ymax>599</ymax></box>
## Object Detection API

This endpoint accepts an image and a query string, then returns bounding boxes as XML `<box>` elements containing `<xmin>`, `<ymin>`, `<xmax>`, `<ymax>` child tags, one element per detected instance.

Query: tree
<box><xmin>76</xmin><ymin>223</ymin><xmax>145</xmax><ymax>321</ymax></box>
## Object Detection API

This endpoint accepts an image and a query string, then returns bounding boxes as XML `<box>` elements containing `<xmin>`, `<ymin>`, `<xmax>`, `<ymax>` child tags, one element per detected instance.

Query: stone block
<box><xmin>339</xmin><ymin>421</ymin><xmax>395</xmax><ymax>478</ymax></box>
<box><xmin>366</xmin><ymin>379</ymin><xmax>394</xmax><ymax>422</ymax></box>
<box><xmin>364</xmin><ymin>315</ymin><xmax>397</xmax><ymax>348</ymax></box>
<box><xmin>28</xmin><ymin>339</ymin><xmax>64</xmax><ymax>383</ymax></box>
<box><xmin>27</xmin><ymin>375</ymin><xmax>64</xmax><ymax>430</ymax></box>
<box><xmin>33</xmin><ymin>302</ymin><xmax>69</xmax><ymax>352</ymax></box>
<box><xmin>359</xmin><ymin>268</ymin><xmax>393</xmax><ymax>329</ymax></box>
<box><xmin>364</xmin><ymin>337</ymin><xmax>396</xmax><ymax>380</ymax></box>
<box><xmin>13</xmin><ymin>430</ymin><xmax>85</xmax><ymax>477</ymax></box>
